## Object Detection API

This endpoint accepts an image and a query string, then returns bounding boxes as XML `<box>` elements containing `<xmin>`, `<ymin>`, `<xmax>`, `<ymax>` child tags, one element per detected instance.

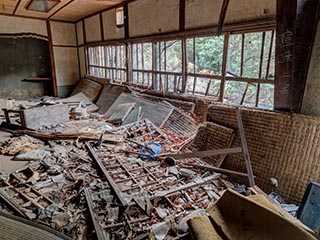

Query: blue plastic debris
<box><xmin>139</xmin><ymin>142</ymin><xmax>162</xmax><ymax>161</ymax></box>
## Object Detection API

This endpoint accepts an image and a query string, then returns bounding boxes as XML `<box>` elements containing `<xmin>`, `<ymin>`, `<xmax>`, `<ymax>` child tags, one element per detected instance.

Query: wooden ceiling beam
<box><xmin>217</xmin><ymin>0</ymin><xmax>230</xmax><ymax>34</ymax></box>
<box><xmin>12</xmin><ymin>0</ymin><xmax>22</xmax><ymax>15</ymax></box>
<box><xmin>0</xmin><ymin>12</ymin><xmax>74</xmax><ymax>23</ymax></box>
<box><xmin>48</xmin><ymin>0</ymin><xmax>75</xmax><ymax>19</ymax></box>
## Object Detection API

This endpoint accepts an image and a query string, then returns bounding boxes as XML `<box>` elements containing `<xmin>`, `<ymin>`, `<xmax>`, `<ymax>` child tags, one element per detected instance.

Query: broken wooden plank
<box><xmin>181</xmin><ymin>162</ymin><xmax>254</xmax><ymax>178</ymax></box>
<box><xmin>153</xmin><ymin>174</ymin><xmax>221</xmax><ymax>198</ymax></box>
<box><xmin>235</xmin><ymin>107</ymin><xmax>255</xmax><ymax>187</ymax></box>
<box><xmin>0</xmin><ymin>189</ymin><xmax>27</xmax><ymax>218</ymax></box>
<box><xmin>84</xmin><ymin>188</ymin><xmax>106</xmax><ymax>240</ymax></box>
<box><xmin>15</xmin><ymin>130</ymin><xmax>124</xmax><ymax>143</ymax></box>
<box><xmin>157</xmin><ymin>147</ymin><xmax>242</xmax><ymax>159</ymax></box>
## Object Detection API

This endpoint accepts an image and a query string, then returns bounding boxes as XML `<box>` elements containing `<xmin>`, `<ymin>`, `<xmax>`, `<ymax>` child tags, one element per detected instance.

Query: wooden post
<box><xmin>292</xmin><ymin>0</ymin><xmax>320</xmax><ymax>113</ymax></box>
<box><xmin>46</xmin><ymin>20</ymin><xmax>58</xmax><ymax>97</ymax></box>
<box><xmin>274</xmin><ymin>0</ymin><xmax>297</xmax><ymax>112</ymax></box>
<box><xmin>179</xmin><ymin>0</ymin><xmax>185</xmax><ymax>31</ymax></box>
<box><xmin>217</xmin><ymin>0</ymin><xmax>230</xmax><ymax>34</ymax></box>
<box><xmin>235</xmin><ymin>107</ymin><xmax>255</xmax><ymax>187</ymax></box>
<box><xmin>275</xmin><ymin>0</ymin><xmax>320</xmax><ymax>112</ymax></box>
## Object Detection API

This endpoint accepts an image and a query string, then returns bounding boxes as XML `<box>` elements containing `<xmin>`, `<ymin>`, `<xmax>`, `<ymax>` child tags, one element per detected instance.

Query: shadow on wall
<box><xmin>0</xmin><ymin>37</ymin><xmax>52</xmax><ymax>99</ymax></box>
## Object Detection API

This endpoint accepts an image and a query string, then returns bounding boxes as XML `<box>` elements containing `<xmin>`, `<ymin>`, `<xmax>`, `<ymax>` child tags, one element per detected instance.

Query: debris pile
<box><xmin>0</xmin><ymin>88</ymin><xmax>305</xmax><ymax>239</ymax></box>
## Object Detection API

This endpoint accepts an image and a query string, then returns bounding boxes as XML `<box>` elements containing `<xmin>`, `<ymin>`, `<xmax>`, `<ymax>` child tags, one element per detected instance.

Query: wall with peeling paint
<box><xmin>0</xmin><ymin>15</ymin><xmax>52</xmax><ymax>98</ymax></box>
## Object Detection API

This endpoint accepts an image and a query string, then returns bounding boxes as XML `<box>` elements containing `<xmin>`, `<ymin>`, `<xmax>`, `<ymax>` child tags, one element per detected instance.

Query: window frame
<box><xmin>85</xmin><ymin>25</ymin><xmax>276</xmax><ymax>109</ymax></box>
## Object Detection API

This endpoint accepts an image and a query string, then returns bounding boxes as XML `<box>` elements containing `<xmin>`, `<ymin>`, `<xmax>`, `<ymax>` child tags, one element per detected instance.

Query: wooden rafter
<box><xmin>217</xmin><ymin>0</ymin><xmax>230</xmax><ymax>34</ymax></box>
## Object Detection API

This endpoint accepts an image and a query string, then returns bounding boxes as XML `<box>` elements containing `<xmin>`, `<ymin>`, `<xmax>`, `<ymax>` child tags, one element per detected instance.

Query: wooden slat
<box><xmin>158</xmin><ymin>147</ymin><xmax>242</xmax><ymax>159</ymax></box>
<box><xmin>86</xmin><ymin>142</ymin><xmax>128</xmax><ymax>206</ymax></box>
<box><xmin>235</xmin><ymin>107</ymin><xmax>255</xmax><ymax>187</ymax></box>
<box><xmin>219</xmin><ymin>33</ymin><xmax>229</xmax><ymax>101</ymax></box>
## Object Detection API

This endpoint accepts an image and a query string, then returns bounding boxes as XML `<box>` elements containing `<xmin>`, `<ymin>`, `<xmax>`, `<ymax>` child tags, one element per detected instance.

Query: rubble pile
<box><xmin>0</xmin><ymin>92</ymin><xmax>254</xmax><ymax>240</ymax></box>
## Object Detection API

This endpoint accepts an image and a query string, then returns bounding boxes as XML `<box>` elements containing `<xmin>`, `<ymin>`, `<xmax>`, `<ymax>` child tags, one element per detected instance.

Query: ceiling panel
<box><xmin>51</xmin><ymin>0</ymin><xmax>124</xmax><ymax>22</ymax></box>
<box><xmin>14</xmin><ymin>0</ymin><xmax>71</xmax><ymax>19</ymax></box>
<box><xmin>0</xmin><ymin>0</ymin><xmax>19</xmax><ymax>14</ymax></box>
<box><xmin>0</xmin><ymin>0</ymin><xmax>127</xmax><ymax>22</ymax></box>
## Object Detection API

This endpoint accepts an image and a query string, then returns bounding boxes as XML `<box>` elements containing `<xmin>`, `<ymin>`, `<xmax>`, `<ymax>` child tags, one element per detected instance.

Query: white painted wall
<box><xmin>0</xmin><ymin>15</ymin><xmax>47</xmax><ymax>36</ymax></box>
<box><xmin>102</xmin><ymin>9</ymin><xmax>125</xmax><ymax>40</ymax></box>
<box><xmin>50</xmin><ymin>21</ymin><xmax>80</xmax><ymax>96</ymax></box>
<box><xmin>85</xmin><ymin>15</ymin><xmax>101</xmax><ymax>42</ymax></box>
<box><xmin>185</xmin><ymin>0</ymin><xmax>222</xmax><ymax>30</ymax></box>
<box><xmin>51</xmin><ymin>21</ymin><xmax>77</xmax><ymax>46</ymax></box>
<box><xmin>129</xmin><ymin>0</ymin><xmax>180</xmax><ymax>37</ymax></box>
<box><xmin>76</xmin><ymin>21</ymin><xmax>84</xmax><ymax>45</ymax></box>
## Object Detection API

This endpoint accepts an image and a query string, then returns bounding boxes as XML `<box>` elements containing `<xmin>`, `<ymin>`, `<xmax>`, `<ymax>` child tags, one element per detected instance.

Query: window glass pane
<box><xmin>194</xmin><ymin>77</ymin><xmax>210</xmax><ymax>96</ymax></box>
<box><xmin>261</xmin><ymin>31</ymin><xmax>272</xmax><ymax>79</ymax></box>
<box><xmin>208</xmin><ymin>80</ymin><xmax>221</xmax><ymax>98</ymax></box>
<box><xmin>268</xmin><ymin>33</ymin><xmax>276</xmax><ymax>80</ymax></box>
<box><xmin>223</xmin><ymin>81</ymin><xmax>247</xmax><ymax>104</ymax></box>
<box><xmin>227</xmin><ymin>34</ymin><xmax>242</xmax><ymax>77</ymax></box>
<box><xmin>195</xmin><ymin>36</ymin><xmax>224</xmax><ymax>75</ymax></box>
<box><xmin>258</xmin><ymin>84</ymin><xmax>274</xmax><ymax>109</ymax></box>
<box><xmin>89</xmin><ymin>67</ymin><xmax>105</xmax><ymax>78</ymax></box>
<box><xmin>186</xmin><ymin>76</ymin><xmax>195</xmax><ymax>94</ymax></box>
<box><xmin>242</xmin><ymin>84</ymin><xmax>257</xmax><ymax>107</ymax></box>
<box><xmin>187</xmin><ymin>38</ymin><xmax>195</xmax><ymax>74</ymax></box>
<box><xmin>243</xmin><ymin>32</ymin><xmax>262</xmax><ymax>78</ymax></box>
<box><xmin>132</xmin><ymin>43</ymin><xmax>152</xmax><ymax>71</ymax></box>
<box><xmin>165</xmin><ymin>40</ymin><xmax>182</xmax><ymax>73</ymax></box>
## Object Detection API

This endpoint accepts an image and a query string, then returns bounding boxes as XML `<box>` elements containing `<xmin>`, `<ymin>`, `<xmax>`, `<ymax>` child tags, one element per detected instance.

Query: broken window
<box><xmin>87</xmin><ymin>29</ymin><xmax>275</xmax><ymax>109</ymax></box>
<box><xmin>88</xmin><ymin>46</ymin><xmax>105</xmax><ymax>78</ymax></box>
<box><xmin>186</xmin><ymin>35</ymin><xmax>224</xmax><ymax>97</ymax></box>
<box><xmin>88</xmin><ymin>44</ymin><xmax>127</xmax><ymax>81</ymax></box>
<box><xmin>27</xmin><ymin>0</ymin><xmax>60</xmax><ymax>12</ymax></box>
<box><xmin>132</xmin><ymin>42</ymin><xmax>153</xmax><ymax>86</ymax></box>
<box><xmin>153</xmin><ymin>40</ymin><xmax>183</xmax><ymax>92</ymax></box>
<box><xmin>225</xmin><ymin>30</ymin><xmax>275</xmax><ymax>108</ymax></box>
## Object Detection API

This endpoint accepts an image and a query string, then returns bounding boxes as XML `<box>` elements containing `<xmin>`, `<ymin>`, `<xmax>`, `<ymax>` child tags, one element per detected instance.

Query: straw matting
<box><xmin>207</xmin><ymin>103</ymin><xmax>320</xmax><ymax>203</ymax></box>
<box><xmin>0</xmin><ymin>213</ymin><xmax>69</xmax><ymax>240</ymax></box>
<box><xmin>192</xmin><ymin>122</ymin><xmax>235</xmax><ymax>167</ymax></box>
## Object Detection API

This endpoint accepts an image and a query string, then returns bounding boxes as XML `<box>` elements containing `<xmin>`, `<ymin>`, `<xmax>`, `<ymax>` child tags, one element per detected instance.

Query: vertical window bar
<box><xmin>104</xmin><ymin>46</ymin><xmax>107</xmax><ymax>78</ymax></box>
<box><xmin>256</xmin><ymin>31</ymin><xmax>265</xmax><ymax>107</ymax></box>
<box><xmin>265</xmin><ymin>30</ymin><xmax>275</xmax><ymax>80</ymax></box>
<box><xmin>220</xmin><ymin>33</ymin><xmax>229</xmax><ymax>102</ymax></box>
<box><xmin>240</xmin><ymin>34</ymin><xmax>244</xmax><ymax>77</ymax></box>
